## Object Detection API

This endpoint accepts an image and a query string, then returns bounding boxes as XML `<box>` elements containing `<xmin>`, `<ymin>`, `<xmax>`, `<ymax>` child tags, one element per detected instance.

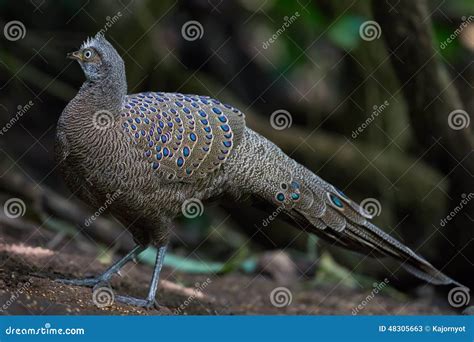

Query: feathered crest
<box><xmin>80</xmin><ymin>32</ymin><xmax>107</xmax><ymax>50</ymax></box>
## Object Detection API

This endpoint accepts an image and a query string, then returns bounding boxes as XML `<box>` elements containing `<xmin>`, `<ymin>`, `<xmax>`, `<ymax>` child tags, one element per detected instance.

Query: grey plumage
<box><xmin>55</xmin><ymin>34</ymin><xmax>460</xmax><ymax>306</ymax></box>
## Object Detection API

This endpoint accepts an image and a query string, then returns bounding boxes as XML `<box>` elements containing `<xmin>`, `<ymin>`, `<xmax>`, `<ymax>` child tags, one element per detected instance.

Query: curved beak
<box><xmin>67</xmin><ymin>50</ymin><xmax>82</xmax><ymax>61</ymax></box>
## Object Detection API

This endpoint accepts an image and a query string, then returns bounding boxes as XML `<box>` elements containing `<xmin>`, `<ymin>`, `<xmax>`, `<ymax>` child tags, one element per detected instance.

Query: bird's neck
<box><xmin>79</xmin><ymin>72</ymin><xmax>127</xmax><ymax>112</ymax></box>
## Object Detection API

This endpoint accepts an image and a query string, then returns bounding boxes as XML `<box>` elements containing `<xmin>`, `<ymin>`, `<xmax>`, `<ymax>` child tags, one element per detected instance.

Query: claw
<box><xmin>55</xmin><ymin>277</ymin><xmax>102</xmax><ymax>287</ymax></box>
<box><xmin>115</xmin><ymin>295</ymin><xmax>158</xmax><ymax>309</ymax></box>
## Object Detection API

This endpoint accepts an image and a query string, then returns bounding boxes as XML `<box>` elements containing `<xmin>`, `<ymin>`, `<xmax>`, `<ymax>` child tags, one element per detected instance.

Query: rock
<box><xmin>257</xmin><ymin>250</ymin><xmax>298</xmax><ymax>285</ymax></box>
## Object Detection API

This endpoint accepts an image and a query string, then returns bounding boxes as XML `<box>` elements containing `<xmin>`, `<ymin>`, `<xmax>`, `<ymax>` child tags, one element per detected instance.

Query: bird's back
<box><xmin>120</xmin><ymin>92</ymin><xmax>246</xmax><ymax>183</ymax></box>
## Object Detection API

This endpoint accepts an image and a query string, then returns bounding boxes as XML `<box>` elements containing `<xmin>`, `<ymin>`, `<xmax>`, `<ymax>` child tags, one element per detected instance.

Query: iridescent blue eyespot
<box><xmin>199</xmin><ymin>110</ymin><xmax>207</xmax><ymax>117</ymax></box>
<box><xmin>163</xmin><ymin>148</ymin><xmax>169</xmax><ymax>157</ymax></box>
<box><xmin>218</xmin><ymin>116</ymin><xmax>227</xmax><ymax>123</ymax></box>
<box><xmin>291</xmin><ymin>193</ymin><xmax>300</xmax><ymax>200</ymax></box>
<box><xmin>177</xmin><ymin>157</ymin><xmax>184</xmax><ymax>167</ymax></box>
<box><xmin>152</xmin><ymin>162</ymin><xmax>159</xmax><ymax>170</ymax></box>
<box><xmin>220</xmin><ymin>124</ymin><xmax>230</xmax><ymax>132</ymax></box>
<box><xmin>330</xmin><ymin>194</ymin><xmax>343</xmax><ymax>208</ymax></box>
<box><xmin>183</xmin><ymin>147</ymin><xmax>190</xmax><ymax>157</ymax></box>
<box><xmin>189</xmin><ymin>133</ymin><xmax>197</xmax><ymax>141</ymax></box>
<box><xmin>212</xmin><ymin>107</ymin><xmax>222</xmax><ymax>114</ymax></box>
<box><xmin>223</xmin><ymin>141</ymin><xmax>232</xmax><ymax>147</ymax></box>
<box><xmin>276</xmin><ymin>193</ymin><xmax>285</xmax><ymax>202</ymax></box>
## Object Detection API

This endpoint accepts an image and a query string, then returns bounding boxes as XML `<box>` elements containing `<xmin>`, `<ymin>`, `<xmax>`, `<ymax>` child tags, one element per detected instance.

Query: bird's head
<box><xmin>67</xmin><ymin>33</ymin><xmax>124</xmax><ymax>82</ymax></box>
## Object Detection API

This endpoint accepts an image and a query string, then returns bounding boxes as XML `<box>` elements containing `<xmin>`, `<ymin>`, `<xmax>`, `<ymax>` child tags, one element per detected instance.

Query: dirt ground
<box><xmin>0</xmin><ymin>225</ymin><xmax>458</xmax><ymax>316</ymax></box>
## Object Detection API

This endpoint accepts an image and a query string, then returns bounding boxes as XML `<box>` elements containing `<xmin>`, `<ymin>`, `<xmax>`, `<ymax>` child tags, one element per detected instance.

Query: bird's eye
<box><xmin>83</xmin><ymin>49</ymin><xmax>93</xmax><ymax>59</ymax></box>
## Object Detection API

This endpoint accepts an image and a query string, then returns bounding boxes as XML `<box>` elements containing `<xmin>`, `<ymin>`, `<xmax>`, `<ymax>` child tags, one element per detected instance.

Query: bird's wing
<box><xmin>120</xmin><ymin>92</ymin><xmax>245</xmax><ymax>182</ymax></box>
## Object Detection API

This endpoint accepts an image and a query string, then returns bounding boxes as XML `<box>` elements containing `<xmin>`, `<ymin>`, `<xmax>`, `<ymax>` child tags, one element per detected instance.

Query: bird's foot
<box><xmin>114</xmin><ymin>294</ymin><xmax>158</xmax><ymax>309</ymax></box>
<box><xmin>55</xmin><ymin>276</ymin><xmax>105</xmax><ymax>287</ymax></box>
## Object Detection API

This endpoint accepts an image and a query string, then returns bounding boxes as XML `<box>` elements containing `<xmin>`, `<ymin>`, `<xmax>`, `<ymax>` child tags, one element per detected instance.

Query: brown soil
<box><xmin>0</xmin><ymin>228</ymin><xmax>456</xmax><ymax>315</ymax></box>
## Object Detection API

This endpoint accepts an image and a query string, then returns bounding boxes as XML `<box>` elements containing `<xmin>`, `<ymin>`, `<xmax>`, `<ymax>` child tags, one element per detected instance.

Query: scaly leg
<box><xmin>56</xmin><ymin>245</ymin><xmax>146</xmax><ymax>286</ymax></box>
<box><xmin>115</xmin><ymin>245</ymin><xmax>167</xmax><ymax>308</ymax></box>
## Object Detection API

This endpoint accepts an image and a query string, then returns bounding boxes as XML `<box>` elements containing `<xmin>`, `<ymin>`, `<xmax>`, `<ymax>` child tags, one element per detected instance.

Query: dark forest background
<box><xmin>0</xmin><ymin>0</ymin><xmax>473</xmax><ymax>305</ymax></box>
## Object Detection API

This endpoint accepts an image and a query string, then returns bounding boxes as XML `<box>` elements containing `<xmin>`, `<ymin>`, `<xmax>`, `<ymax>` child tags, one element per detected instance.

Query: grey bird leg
<box><xmin>115</xmin><ymin>245</ymin><xmax>167</xmax><ymax>308</ymax></box>
<box><xmin>56</xmin><ymin>244</ymin><xmax>146</xmax><ymax>287</ymax></box>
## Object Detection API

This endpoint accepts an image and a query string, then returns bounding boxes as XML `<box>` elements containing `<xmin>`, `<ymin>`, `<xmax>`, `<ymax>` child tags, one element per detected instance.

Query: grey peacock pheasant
<box><xmin>56</xmin><ymin>34</ymin><xmax>460</xmax><ymax>308</ymax></box>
